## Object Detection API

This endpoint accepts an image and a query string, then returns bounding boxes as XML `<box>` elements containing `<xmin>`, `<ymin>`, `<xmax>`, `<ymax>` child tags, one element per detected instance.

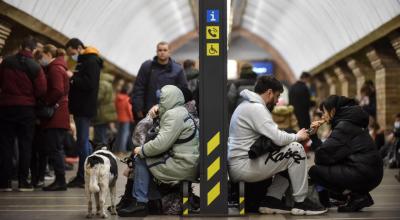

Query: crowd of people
<box><xmin>0</xmin><ymin>35</ymin><xmax>397</xmax><ymax>217</ymax></box>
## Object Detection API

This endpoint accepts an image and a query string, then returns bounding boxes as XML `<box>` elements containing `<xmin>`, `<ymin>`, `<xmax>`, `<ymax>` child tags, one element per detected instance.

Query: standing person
<box><xmin>36</xmin><ymin>44</ymin><xmax>70</xmax><ymax>191</ymax></box>
<box><xmin>309</xmin><ymin>95</ymin><xmax>383</xmax><ymax>212</ymax></box>
<box><xmin>92</xmin><ymin>72</ymin><xmax>117</xmax><ymax>144</ymax></box>
<box><xmin>359</xmin><ymin>80</ymin><xmax>376</xmax><ymax>119</ymax></box>
<box><xmin>30</xmin><ymin>49</ymin><xmax>49</xmax><ymax>189</ymax></box>
<box><xmin>131</xmin><ymin>41</ymin><xmax>187</xmax><ymax>121</ymax></box>
<box><xmin>0</xmin><ymin>36</ymin><xmax>47</xmax><ymax>191</ymax></box>
<box><xmin>289</xmin><ymin>72</ymin><xmax>313</xmax><ymax>129</ymax></box>
<box><xmin>183</xmin><ymin>59</ymin><xmax>199</xmax><ymax>92</ymax></box>
<box><xmin>65</xmin><ymin>38</ymin><xmax>102</xmax><ymax>188</ymax></box>
<box><xmin>227</xmin><ymin>63</ymin><xmax>258</xmax><ymax>118</ymax></box>
<box><xmin>115</xmin><ymin>84</ymin><xmax>134</xmax><ymax>154</ymax></box>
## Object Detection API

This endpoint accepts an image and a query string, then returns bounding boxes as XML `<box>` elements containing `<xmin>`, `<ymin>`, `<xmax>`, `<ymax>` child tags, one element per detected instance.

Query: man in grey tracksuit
<box><xmin>228</xmin><ymin>76</ymin><xmax>327</xmax><ymax>215</ymax></box>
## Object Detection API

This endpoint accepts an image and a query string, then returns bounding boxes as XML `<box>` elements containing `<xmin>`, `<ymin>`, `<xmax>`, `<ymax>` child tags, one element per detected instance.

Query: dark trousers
<box><xmin>74</xmin><ymin>116</ymin><xmax>92</xmax><ymax>179</ymax></box>
<box><xmin>31</xmin><ymin>128</ymin><xmax>47</xmax><ymax>184</ymax></box>
<box><xmin>309</xmin><ymin>165</ymin><xmax>382</xmax><ymax>194</ymax></box>
<box><xmin>0</xmin><ymin>106</ymin><xmax>35</xmax><ymax>184</ymax></box>
<box><xmin>309</xmin><ymin>166</ymin><xmax>345</xmax><ymax>193</ymax></box>
<box><xmin>43</xmin><ymin>128</ymin><xmax>67</xmax><ymax>182</ymax></box>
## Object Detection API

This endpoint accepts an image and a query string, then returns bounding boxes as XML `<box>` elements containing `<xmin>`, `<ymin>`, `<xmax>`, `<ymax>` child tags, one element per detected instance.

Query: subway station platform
<box><xmin>0</xmin><ymin>160</ymin><xmax>399</xmax><ymax>220</ymax></box>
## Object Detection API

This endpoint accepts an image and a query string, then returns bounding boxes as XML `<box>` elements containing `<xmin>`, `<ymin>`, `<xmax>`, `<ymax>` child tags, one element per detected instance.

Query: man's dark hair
<box><xmin>254</xmin><ymin>76</ymin><xmax>284</xmax><ymax>94</ymax></box>
<box><xmin>65</xmin><ymin>38</ymin><xmax>85</xmax><ymax>49</ymax></box>
<box><xmin>21</xmin><ymin>35</ymin><xmax>37</xmax><ymax>51</ymax></box>
<box><xmin>183</xmin><ymin>59</ymin><xmax>195</xmax><ymax>69</ymax></box>
<box><xmin>120</xmin><ymin>84</ymin><xmax>129</xmax><ymax>94</ymax></box>
<box><xmin>300</xmin><ymin>72</ymin><xmax>311</xmax><ymax>79</ymax></box>
<box><xmin>365</xmin><ymin>80</ymin><xmax>374</xmax><ymax>87</ymax></box>
<box><xmin>156</xmin><ymin>41</ymin><xmax>169</xmax><ymax>49</ymax></box>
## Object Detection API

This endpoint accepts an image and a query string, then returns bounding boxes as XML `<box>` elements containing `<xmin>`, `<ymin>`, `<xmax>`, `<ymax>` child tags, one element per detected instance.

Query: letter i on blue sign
<box><xmin>207</xmin><ymin>10</ymin><xmax>219</xmax><ymax>23</ymax></box>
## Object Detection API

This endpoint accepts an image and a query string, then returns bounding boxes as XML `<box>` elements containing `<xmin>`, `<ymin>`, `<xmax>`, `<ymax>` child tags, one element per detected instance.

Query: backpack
<box><xmin>158</xmin><ymin>183</ymin><xmax>200</xmax><ymax>215</ymax></box>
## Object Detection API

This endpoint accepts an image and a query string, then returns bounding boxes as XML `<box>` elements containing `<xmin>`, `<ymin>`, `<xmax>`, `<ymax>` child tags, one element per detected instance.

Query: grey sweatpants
<box><xmin>228</xmin><ymin>142</ymin><xmax>308</xmax><ymax>202</ymax></box>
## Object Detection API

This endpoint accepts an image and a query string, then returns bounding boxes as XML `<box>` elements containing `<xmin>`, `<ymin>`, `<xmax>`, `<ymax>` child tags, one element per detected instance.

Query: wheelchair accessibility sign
<box><xmin>207</xmin><ymin>43</ymin><xmax>219</xmax><ymax>56</ymax></box>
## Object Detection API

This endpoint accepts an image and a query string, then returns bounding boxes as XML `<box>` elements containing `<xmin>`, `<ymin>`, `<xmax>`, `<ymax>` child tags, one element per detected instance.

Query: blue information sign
<box><xmin>207</xmin><ymin>9</ymin><xmax>219</xmax><ymax>23</ymax></box>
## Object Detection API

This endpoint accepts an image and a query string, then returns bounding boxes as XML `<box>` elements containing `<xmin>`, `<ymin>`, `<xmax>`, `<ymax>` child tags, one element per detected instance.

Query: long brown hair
<box><xmin>43</xmin><ymin>44</ymin><xmax>66</xmax><ymax>58</ymax></box>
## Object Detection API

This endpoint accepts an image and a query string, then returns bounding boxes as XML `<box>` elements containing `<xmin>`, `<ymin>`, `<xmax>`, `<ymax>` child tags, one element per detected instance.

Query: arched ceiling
<box><xmin>3</xmin><ymin>0</ymin><xmax>195</xmax><ymax>75</ymax></box>
<box><xmin>3</xmin><ymin>0</ymin><xmax>400</xmax><ymax>78</ymax></box>
<box><xmin>241</xmin><ymin>0</ymin><xmax>400</xmax><ymax>76</ymax></box>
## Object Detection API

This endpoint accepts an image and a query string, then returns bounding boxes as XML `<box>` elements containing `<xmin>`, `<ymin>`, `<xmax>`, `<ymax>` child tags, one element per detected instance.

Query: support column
<box><xmin>346</xmin><ymin>56</ymin><xmax>375</xmax><ymax>99</ymax></box>
<box><xmin>333</xmin><ymin>65</ymin><xmax>357</xmax><ymax>98</ymax></box>
<box><xmin>390</xmin><ymin>31</ymin><xmax>400</xmax><ymax>60</ymax></box>
<box><xmin>0</xmin><ymin>21</ymin><xmax>12</xmax><ymax>55</ymax></box>
<box><xmin>323</xmin><ymin>70</ymin><xmax>340</xmax><ymax>96</ymax></box>
<box><xmin>366</xmin><ymin>43</ymin><xmax>400</xmax><ymax>129</ymax></box>
<box><xmin>199</xmin><ymin>0</ymin><xmax>228</xmax><ymax>215</ymax></box>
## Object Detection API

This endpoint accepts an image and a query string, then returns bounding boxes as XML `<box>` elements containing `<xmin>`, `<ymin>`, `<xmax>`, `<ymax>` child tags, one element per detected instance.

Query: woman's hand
<box><xmin>148</xmin><ymin>105</ymin><xmax>159</xmax><ymax>119</ymax></box>
<box><xmin>66</xmin><ymin>70</ymin><xmax>74</xmax><ymax>78</ymax></box>
<box><xmin>310</xmin><ymin>120</ymin><xmax>325</xmax><ymax>135</ymax></box>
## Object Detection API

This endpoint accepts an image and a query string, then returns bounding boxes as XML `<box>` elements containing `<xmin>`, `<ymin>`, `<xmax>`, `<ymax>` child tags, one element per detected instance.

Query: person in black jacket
<box><xmin>289</xmin><ymin>72</ymin><xmax>313</xmax><ymax>129</ymax></box>
<box><xmin>65</xmin><ymin>38</ymin><xmax>103</xmax><ymax>187</ymax></box>
<box><xmin>227</xmin><ymin>63</ymin><xmax>258</xmax><ymax>119</ymax></box>
<box><xmin>308</xmin><ymin>95</ymin><xmax>383</xmax><ymax>212</ymax></box>
<box><xmin>131</xmin><ymin>42</ymin><xmax>187</xmax><ymax>121</ymax></box>
<box><xmin>359</xmin><ymin>80</ymin><xmax>376</xmax><ymax>119</ymax></box>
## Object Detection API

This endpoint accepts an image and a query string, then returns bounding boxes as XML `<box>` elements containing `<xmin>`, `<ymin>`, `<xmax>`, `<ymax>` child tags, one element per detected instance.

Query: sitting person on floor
<box><xmin>228</xmin><ymin>76</ymin><xmax>327</xmax><ymax>216</ymax></box>
<box><xmin>118</xmin><ymin>85</ymin><xmax>199</xmax><ymax>217</ymax></box>
<box><xmin>308</xmin><ymin>95</ymin><xmax>383</xmax><ymax>212</ymax></box>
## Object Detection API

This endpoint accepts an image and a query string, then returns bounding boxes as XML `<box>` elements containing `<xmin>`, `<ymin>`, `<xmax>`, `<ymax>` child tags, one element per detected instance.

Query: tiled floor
<box><xmin>0</xmin><ymin>160</ymin><xmax>399</xmax><ymax>220</ymax></box>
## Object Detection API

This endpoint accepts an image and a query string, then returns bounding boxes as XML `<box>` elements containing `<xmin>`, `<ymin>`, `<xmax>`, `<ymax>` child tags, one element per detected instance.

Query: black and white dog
<box><xmin>85</xmin><ymin>140</ymin><xmax>118</xmax><ymax>218</ymax></box>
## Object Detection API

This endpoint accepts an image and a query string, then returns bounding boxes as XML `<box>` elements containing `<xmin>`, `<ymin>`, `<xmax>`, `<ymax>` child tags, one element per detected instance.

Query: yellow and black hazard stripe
<box><xmin>239</xmin><ymin>181</ymin><xmax>245</xmax><ymax>215</ymax></box>
<box><xmin>207</xmin><ymin>131</ymin><xmax>221</xmax><ymax>206</ymax></box>
<box><xmin>182</xmin><ymin>196</ymin><xmax>189</xmax><ymax>215</ymax></box>
<box><xmin>182</xmin><ymin>181</ymin><xmax>190</xmax><ymax>215</ymax></box>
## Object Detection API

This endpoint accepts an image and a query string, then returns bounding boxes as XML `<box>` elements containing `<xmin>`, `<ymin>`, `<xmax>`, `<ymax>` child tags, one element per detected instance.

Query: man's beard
<box><xmin>266</xmin><ymin>102</ymin><xmax>276</xmax><ymax>112</ymax></box>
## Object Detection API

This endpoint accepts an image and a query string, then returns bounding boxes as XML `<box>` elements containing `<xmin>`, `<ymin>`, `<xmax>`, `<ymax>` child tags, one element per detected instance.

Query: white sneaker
<box><xmin>292</xmin><ymin>198</ymin><xmax>328</xmax><ymax>215</ymax></box>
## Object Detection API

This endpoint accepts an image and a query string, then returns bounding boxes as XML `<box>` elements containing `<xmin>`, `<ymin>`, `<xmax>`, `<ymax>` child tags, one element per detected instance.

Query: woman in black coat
<box><xmin>308</xmin><ymin>95</ymin><xmax>383</xmax><ymax>212</ymax></box>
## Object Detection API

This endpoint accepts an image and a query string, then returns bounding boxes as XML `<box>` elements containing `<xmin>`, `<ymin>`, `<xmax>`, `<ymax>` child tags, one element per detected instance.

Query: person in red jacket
<box><xmin>115</xmin><ymin>84</ymin><xmax>134</xmax><ymax>153</ymax></box>
<box><xmin>36</xmin><ymin>44</ymin><xmax>70</xmax><ymax>191</ymax></box>
<box><xmin>0</xmin><ymin>36</ymin><xmax>47</xmax><ymax>191</ymax></box>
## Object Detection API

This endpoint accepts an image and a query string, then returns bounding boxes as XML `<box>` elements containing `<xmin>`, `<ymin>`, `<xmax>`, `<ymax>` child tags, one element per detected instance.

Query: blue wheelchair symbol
<box><xmin>207</xmin><ymin>10</ymin><xmax>219</xmax><ymax>23</ymax></box>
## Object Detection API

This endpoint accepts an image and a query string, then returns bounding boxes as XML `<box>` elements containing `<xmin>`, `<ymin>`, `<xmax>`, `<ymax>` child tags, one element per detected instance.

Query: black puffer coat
<box><xmin>131</xmin><ymin>57</ymin><xmax>187</xmax><ymax>117</ymax></box>
<box><xmin>310</xmin><ymin>105</ymin><xmax>383</xmax><ymax>192</ymax></box>
<box><xmin>69</xmin><ymin>48</ymin><xmax>103</xmax><ymax>118</ymax></box>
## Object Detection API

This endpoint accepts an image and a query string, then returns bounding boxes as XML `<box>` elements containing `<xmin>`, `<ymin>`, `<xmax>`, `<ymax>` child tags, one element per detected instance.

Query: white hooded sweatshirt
<box><xmin>228</xmin><ymin>89</ymin><xmax>297</xmax><ymax>163</ymax></box>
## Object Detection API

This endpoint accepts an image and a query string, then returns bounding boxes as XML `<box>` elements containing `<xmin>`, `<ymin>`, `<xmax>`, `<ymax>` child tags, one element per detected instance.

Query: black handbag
<box><xmin>248</xmin><ymin>136</ymin><xmax>280</xmax><ymax>159</ymax></box>
<box><xmin>35</xmin><ymin>103</ymin><xmax>59</xmax><ymax>119</ymax></box>
<box><xmin>145</xmin><ymin>118</ymin><xmax>160</xmax><ymax>142</ymax></box>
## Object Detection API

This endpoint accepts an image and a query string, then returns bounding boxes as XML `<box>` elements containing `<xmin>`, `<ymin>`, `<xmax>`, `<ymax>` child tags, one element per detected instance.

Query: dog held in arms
<box><xmin>85</xmin><ymin>139</ymin><xmax>118</xmax><ymax>218</ymax></box>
